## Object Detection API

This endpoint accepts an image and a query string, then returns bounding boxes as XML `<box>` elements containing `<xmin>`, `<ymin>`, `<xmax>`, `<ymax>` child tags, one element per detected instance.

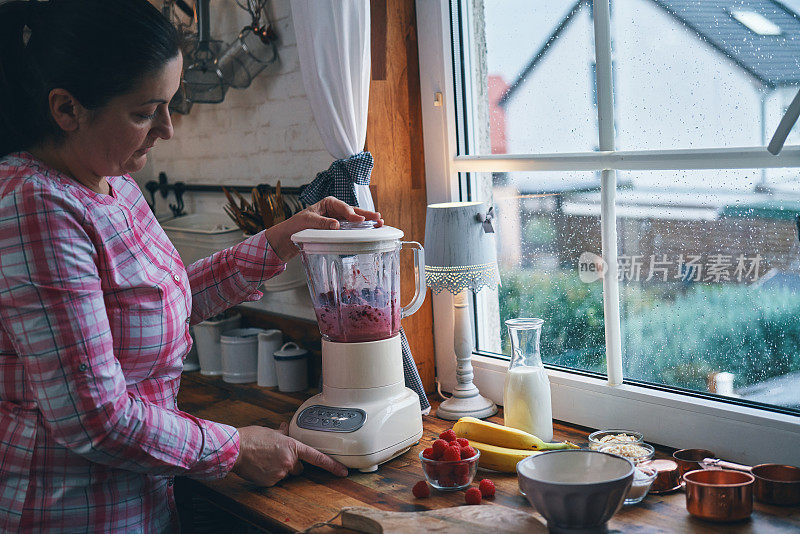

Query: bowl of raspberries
<box><xmin>419</xmin><ymin>428</ymin><xmax>480</xmax><ymax>491</ymax></box>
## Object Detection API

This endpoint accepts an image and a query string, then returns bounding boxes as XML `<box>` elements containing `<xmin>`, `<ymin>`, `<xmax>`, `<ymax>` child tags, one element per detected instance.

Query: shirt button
<box><xmin>185</xmin><ymin>317</ymin><xmax>191</xmax><ymax>324</ymax></box>
<box><xmin>79</xmin><ymin>363</ymin><xmax>88</xmax><ymax>371</ymax></box>
<box><xmin>173</xmin><ymin>274</ymin><xmax>181</xmax><ymax>282</ymax></box>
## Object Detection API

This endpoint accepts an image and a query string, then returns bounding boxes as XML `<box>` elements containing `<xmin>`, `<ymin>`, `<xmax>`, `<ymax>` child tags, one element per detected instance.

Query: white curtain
<box><xmin>290</xmin><ymin>0</ymin><xmax>374</xmax><ymax>211</ymax></box>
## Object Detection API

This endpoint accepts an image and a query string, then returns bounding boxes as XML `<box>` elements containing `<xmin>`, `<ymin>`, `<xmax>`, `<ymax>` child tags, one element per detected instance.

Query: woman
<box><xmin>0</xmin><ymin>1</ymin><xmax>375</xmax><ymax>531</ymax></box>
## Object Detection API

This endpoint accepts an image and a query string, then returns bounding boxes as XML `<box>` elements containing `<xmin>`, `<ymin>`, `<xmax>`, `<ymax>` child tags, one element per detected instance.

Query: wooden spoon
<box><xmin>273</xmin><ymin>180</ymin><xmax>286</xmax><ymax>224</ymax></box>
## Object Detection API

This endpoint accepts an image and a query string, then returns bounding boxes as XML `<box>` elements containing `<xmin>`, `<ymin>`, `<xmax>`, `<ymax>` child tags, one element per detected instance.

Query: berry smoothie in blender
<box><xmin>314</xmin><ymin>287</ymin><xmax>401</xmax><ymax>343</ymax></box>
<box><xmin>294</xmin><ymin>221</ymin><xmax>412</xmax><ymax>344</ymax></box>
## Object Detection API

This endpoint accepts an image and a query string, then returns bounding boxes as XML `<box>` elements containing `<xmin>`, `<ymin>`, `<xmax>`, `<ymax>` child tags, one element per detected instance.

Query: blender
<box><xmin>288</xmin><ymin>221</ymin><xmax>426</xmax><ymax>472</ymax></box>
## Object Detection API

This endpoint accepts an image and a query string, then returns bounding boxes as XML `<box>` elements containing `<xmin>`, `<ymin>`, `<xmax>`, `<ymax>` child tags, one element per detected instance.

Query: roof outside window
<box><xmin>730</xmin><ymin>10</ymin><xmax>782</xmax><ymax>35</ymax></box>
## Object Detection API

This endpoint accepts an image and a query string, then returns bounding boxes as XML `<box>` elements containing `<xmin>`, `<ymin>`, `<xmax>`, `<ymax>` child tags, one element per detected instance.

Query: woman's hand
<box><xmin>232</xmin><ymin>423</ymin><xmax>348</xmax><ymax>486</ymax></box>
<box><xmin>264</xmin><ymin>196</ymin><xmax>383</xmax><ymax>261</ymax></box>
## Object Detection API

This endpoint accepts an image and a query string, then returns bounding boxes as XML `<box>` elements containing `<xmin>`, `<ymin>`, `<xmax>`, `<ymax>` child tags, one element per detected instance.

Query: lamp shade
<box><xmin>424</xmin><ymin>201</ymin><xmax>500</xmax><ymax>294</ymax></box>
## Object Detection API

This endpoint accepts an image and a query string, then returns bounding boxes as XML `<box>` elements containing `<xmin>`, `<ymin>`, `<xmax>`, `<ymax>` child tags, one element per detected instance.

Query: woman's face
<box><xmin>71</xmin><ymin>54</ymin><xmax>183</xmax><ymax>177</ymax></box>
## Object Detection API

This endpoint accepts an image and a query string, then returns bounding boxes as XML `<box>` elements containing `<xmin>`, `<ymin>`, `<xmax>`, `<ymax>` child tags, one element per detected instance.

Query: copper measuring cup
<box><xmin>702</xmin><ymin>458</ymin><xmax>800</xmax><ymax>506</ymax></box>
<box><xmin>684</xmin><ymin>469</ymin><xmax>754</xmax><ymax>522</ymax></box>
<box><xmin>673</xmin><ymin>448</ymin><xmax>715</xmax><ymax>479</ymax></box>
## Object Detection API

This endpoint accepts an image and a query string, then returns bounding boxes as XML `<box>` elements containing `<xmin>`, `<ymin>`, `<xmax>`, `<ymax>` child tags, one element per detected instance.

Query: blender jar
<box><xmin>291</xmin><ymin>221</ymin><xmax>425</xmax><ymax>343</ymax></box>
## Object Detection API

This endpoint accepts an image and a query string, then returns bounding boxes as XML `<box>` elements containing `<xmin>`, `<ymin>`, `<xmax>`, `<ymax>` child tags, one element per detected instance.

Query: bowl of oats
<box><xmin>588</xmin><ymin>429</ymin><xmax>644</xmax><ymax>451</ymax></box>
<box><xmin>600</xmin><ymin>442</ymin><xmax>656</xmax><ymax>464</ymax></box>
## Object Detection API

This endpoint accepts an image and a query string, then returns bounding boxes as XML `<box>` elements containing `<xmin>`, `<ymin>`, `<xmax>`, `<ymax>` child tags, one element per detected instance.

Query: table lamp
<box><xmin>424</xmin><ymin>201</ymin><xmax>500</xmax><ymax>420</ymax></box>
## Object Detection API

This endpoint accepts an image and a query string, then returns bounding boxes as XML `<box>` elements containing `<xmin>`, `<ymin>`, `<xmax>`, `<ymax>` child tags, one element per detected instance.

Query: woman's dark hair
<box><xmin>0</xmin><ymin>0</ymin><xmax>180</xmax><ymax>156</ymax></box>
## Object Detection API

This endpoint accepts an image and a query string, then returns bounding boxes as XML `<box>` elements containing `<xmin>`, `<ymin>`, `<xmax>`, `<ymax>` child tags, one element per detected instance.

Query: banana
<box><xmin>470</xmin><ymin>440</ymin><xmax>542</xmax><ymax>472</ymax></box>
<box><xmin>454</xmin><ymin>417</ymin><xmax>579</xmax><ymax>451</ymax></box>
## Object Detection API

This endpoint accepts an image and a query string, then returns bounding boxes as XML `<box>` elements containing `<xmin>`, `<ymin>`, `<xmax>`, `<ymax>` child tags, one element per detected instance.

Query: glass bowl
<box><xmin>419</xmin><ymin>450</ymin><xmax>480</xmax><ymax>491</ymax></box>
<box><xmin>588</xmin><ymin>429</ymin><xmax>644</xmax><ymax>451</ymax></box>
<box><xmin>600</xmin><ymin>442</ymin><xmax>655</xmax><ymax>464</ymax></box>
<box><xmin>624</xmin><ymin>463</ymin><xmax>658</xmax><ymax>505</ymax></box>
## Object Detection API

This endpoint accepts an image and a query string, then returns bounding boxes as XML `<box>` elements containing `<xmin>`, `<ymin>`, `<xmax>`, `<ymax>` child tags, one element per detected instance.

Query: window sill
<box><xmin>468</xmin><ymin>354</ymin><xmax>800</xmax><ymax>466</ymax></box>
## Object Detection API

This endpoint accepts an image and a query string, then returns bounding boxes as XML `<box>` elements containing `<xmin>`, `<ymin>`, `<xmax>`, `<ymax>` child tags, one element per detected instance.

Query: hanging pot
<box><xmin>169</xmin><ymin>79</ymin><xmax>194</xmax><ymax>115</ymax></box>
<box><xmin>218</xmin><ymin>24</ymin><xmax>278</xmax><ymax>89</ymax></box>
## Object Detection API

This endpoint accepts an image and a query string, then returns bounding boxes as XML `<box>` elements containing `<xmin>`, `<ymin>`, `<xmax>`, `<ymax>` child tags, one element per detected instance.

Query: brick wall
<box><xmin>133</xmin><ymin>0</ymin><xmax>332</xmax><ymax>218</ymax></box>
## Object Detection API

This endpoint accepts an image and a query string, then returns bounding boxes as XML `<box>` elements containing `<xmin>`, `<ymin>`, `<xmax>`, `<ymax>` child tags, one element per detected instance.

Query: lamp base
<box><xmin>436</xmin><ymin>392</ymin><xmax>497</xmax><ymax>420</ymax></box>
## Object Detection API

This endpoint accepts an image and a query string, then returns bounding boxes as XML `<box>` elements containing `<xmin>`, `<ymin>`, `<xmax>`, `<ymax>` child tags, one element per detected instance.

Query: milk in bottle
<box><xmin>503</xmin><ymin>318</ymin><xmax>553</xmax><ymax>442</ymax></box>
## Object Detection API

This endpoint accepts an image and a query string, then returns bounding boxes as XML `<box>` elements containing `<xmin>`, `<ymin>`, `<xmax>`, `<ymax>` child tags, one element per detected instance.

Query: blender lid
<box><xmin>291</xmin><ymin>221</ymin><xmax>403</xmax><ymax>245</ymax></box>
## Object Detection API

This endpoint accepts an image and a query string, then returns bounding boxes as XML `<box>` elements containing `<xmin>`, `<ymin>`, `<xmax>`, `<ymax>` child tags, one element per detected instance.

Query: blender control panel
<box><xmin>296</xmin><ymin>405</ymin><xmax>366</xmax><ymax>433</ymax></box>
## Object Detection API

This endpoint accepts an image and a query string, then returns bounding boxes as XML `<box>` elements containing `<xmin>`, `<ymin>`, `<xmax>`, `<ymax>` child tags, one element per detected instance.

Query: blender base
<box><xmin>288</xmin><ymin>384</ymin><xmax>423</xmax><ymax>471</ymax></box>
<box><xmin>288</xmin><ymin>336</ymin><xmax>423</xmax><ymax>472</ymax></box>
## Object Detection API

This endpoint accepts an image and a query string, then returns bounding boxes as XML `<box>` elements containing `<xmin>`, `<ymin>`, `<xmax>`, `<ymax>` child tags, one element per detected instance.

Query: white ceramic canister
<box><xmin>193</xmin><ymin>313</ymin><xmax>241</xmax><ymax>376</ymax></box>
<box><xmin>182</xmin><ymin>326</ymin><xmax>201</xmax><ymax>372</ymax></box>
<box><xmin>257</xmin><ymin>329</ymin><xmax>283</xmax><ymax>387</ymax></box>
<box><xmin>220</xmin><ymin>328</ymin><xmax>264</xmax><ymax>384</ymax></box>
<box><xmin>273</xmin><ymin>342</ymin><xmax>309</xmax><ymax>393</ymax></box>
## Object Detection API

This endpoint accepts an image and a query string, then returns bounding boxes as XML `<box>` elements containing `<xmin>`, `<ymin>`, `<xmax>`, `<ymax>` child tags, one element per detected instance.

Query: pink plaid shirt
<box><xmin>0</xmin><ymin>152</ymin><xmax>285</xmax><ymax>532</ymax></box>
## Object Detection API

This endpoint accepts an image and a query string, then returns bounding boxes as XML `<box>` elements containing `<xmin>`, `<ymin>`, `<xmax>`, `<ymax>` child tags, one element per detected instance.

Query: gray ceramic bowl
<box><xmin>517</xmin><ymin>450</ymin><xmax>634</xmax><ymax>534</ymax></box>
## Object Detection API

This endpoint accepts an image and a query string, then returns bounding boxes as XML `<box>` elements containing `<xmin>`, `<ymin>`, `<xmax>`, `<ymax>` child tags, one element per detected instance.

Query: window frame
<box><xmin>415</xmin><ymin>0</ymin><xmax>800</xmax><ymax>466</ymax></box>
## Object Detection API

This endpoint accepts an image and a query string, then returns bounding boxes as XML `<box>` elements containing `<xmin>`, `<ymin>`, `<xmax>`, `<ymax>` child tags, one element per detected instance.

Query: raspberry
<box><xmin>454</xmin><ymin>463</ymin><xmax>469</xmax><ymax>477</ymax></box>
<box><xmin>439</xmin><ymin>429</ymin><xmax>458</xmax><ymax>442</ymax></box>
<box><xmin>456</xmin><ymin>438</ymin><xmax>470</xmax><ymax>448</ymax></box>
<box><xmin>465</xmin><ymin>487</ymin><xmax>482</xmax><ymax>505</ymax></box>
<box><xmin>412</xmin><ymin>480</ymin><xmax>431</xmax><ymax>498</ymax></box>
<box><xmin>437</xmin><ymin>462</ymin><xmax>454</xmax><ymax>478</ymax></box>
<box><xmin>460</xmin><ymin>446</ymin><xmax>477</xmax><ymax>459</ymax></box>
<box><xmin>479</xmin><ymin>479</ymin><xmax>496</xmax><ymax>498</ymax></box>
<box><xmin>431</xmin><ymin>439</ymin><xmax>449</xmax><ymax>458</ymax></box>
<box><xmin>423</xmin><ymin>463</ymin><xmax>438</xmax><ymax>479</ymax></box>
<box><xmin>443</xmin><ymin>445</ymin><xmax>462</xmax><ymax>462</ymax></box>
<box><xmin>438</xmin><ymin>472</ymin><xmax>455</xmax><ymax>487</ymax></box>
<box><xmin>454</xmin><ymin>463</ymin><xmax>471</xmax><ymax>486</ymax></box>
<box><xmin>422</xmin><ymin>447</ymin><xmax>435</xmax><ymax>460</ymax></box>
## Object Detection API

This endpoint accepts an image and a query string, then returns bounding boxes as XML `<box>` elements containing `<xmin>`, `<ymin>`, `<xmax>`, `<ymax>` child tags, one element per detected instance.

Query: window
<box><xmin>612</xmin><ymin>170</ymin><xmax>800</xmax><ymax>409</ymax></box>
<box><xmin>612</xmin><ymin>0</ymin><xmax>800</xmax><ymax>151</ymax></box>
<box><xmin>490</xmin><ymin>171</ymin><xmax>607</xmax><ymax>376</ymax></box>
<box><xmin>416</xmin><ymin>0</ymin><xmax>800</xmax><ymax>465</ymax></box>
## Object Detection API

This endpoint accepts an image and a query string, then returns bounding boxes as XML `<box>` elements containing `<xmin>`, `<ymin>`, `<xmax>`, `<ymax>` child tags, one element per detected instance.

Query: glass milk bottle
<box><xmin>503</xmin><ymin>318</ymin><xmax>553</xmax><ymax>442</ymax></box>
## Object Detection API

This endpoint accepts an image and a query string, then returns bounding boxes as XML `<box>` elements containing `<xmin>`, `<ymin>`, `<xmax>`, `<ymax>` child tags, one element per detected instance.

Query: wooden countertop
<box><xmin>176</xmin><ymin>373</ymin><xmax>800</xmax><ymax>533</ymax></box>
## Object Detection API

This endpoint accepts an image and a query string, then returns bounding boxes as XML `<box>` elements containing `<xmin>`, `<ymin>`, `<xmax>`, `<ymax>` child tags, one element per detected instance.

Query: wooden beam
<box><xmin>370</xmin><ymin>0</ymin><xmax>388</xmax><ymax>81</ymax></box>
<box><xmin>366</xmin><ymin>0</ymin><xmax>434</xmax><ymax>391</ymax></box>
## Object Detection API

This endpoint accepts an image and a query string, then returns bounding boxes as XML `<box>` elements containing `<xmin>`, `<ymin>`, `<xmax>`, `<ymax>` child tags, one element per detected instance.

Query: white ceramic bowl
<box><xmin>517</xmin><ymin>450</ymin><xmax>634</xmax><ymax>533</ymax></box>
